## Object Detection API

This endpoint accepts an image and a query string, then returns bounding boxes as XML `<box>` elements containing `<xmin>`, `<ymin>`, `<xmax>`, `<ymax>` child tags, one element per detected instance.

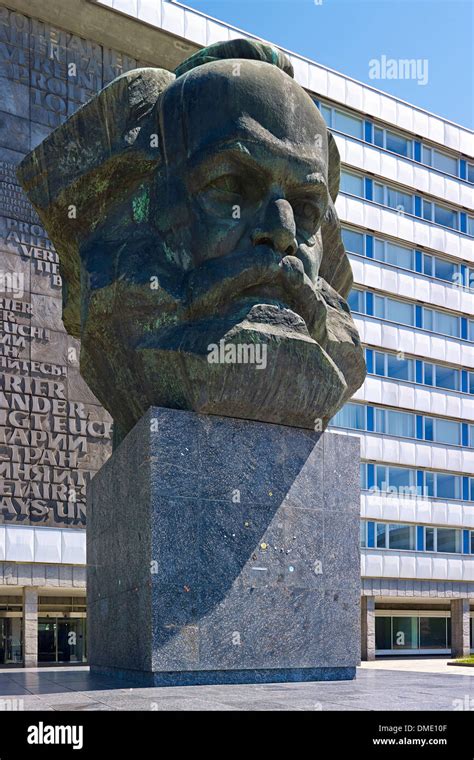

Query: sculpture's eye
<box><xmin>206</xmin><ymin>174</ymin><xmax>243</xmax><ymax>196</ymax></box>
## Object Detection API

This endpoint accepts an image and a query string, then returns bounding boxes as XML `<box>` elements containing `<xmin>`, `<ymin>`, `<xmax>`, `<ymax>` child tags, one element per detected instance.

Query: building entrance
<box><xmin>0</xmin><ymin>617</ymin><xmax>22</xmax><ymax>664</ymax></box>
<box><xmin>38</xmin><ymin>618</ymin><xmax>87</xmax><ymax>663</ymax></box>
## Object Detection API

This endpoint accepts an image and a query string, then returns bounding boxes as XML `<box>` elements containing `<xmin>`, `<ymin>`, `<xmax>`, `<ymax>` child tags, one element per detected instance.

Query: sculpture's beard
<box><xmin>180</xmin><ymin>246</ymin><xmax>325</xmax><ymax>341</ymax></box>
<box><xmin>80</xmin><ymin>245</ymin><xmax>354</xmax><ymax>443</ymax></box>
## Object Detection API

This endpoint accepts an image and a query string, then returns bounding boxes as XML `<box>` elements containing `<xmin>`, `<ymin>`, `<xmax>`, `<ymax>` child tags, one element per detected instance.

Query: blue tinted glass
<box><xmin>436</xmin><ymin>474</ymin><xmax>460</xmax><ymax>499</ymax></box>
<box><xmin>434</xmin><ymin>204</ymin><xmax>457</xmax><ymax>229</ymax></box>
<box><xmin>435</xmin><ymin>419</ymin><xmax>460</xmax><ymax>446</ymax></box>
<box><xmin>386</xmin><ymin>410</ymin><xmax>415</xmax><ymax>438</ymax></box>
<box><xmin>423</xmin><ymin>254</ymin><xmax>433</xmax><ymax>276</ymax></box>
<box><xmin>432</xmin><ymin>150</ymin><xmax>457</xmax><ymax>175</ymax></box>
<box><xmin>375</xmin><ymin>352</ymin><xmax>385</xmax><ymax>376</ymax></box>
<box><xmin>422</xmin><ymin>146</ymin><xmax>432</xmax><ymax>165</ymax></box>
<box><xmin>436</xmin><ymin>527</ymin><xmax>461</xmax><ymax>553</ymax></box>
<box><xmin>434</xmin><ymin>257</ymin><xmax>457</xmax><ymax>283</ymax></box>
<box><xmin>387</xmin><ymin>187</ymin><xmax>412</xmax><ymax>213</ymax></box>
<box><xmin>386</xmin><ymin>299</ymin><xmax>413</xmax><ymax>326</ymax></box>
<box><xmin>376</xmin><ymin>466</ymin><xmax>387</xmax><ymax>490</ymax></box>
<box><xmin>424</xmin><ymin>418</ymin><xmax>433</xmax><ymax>441</ymax></box>
<box><xmin>385</xmin><ymin>242</ymin><xmax>413</xmax><ymax>269</ymax></box>
<box><xmin>387</xmin><ymin>467</ymin><xmax>413</xmax><ymax>489</ymax></box>
<box><xmin>320</xmin><ymin>104</ymin><xmax>332</xmax><ymax>125</ymax></box>
<box><xmin>341</xmin><ymin>171</ymin><xmax>364</xmax><ymax>197</ymax></box>
<box><xmin>334</xmin><ymin>110</ymin><xmax>363</xmax><ymax>139</ymax></box>
<box><xmin>386</xmin><ymin>131</ymin><xmax>410</xmax><ymax>157</ymax></box>
<box><xmin>435</xmin><ymin>311</ymin><xmax>459</xmax><ymax>338</ymax></box>
<box><xmin>373</xmin><ymin>183</ymin><xmax>384</xmax><ymax>204</ymax></box>
<box><xmin>376</xmin><ymin>523</ymin><xmax>386</xmax><ymax>548</ymax></box>
<box><xmin>374</xmin><ymin>128</ymin><xmax>384</xmax><ymax>148</ymax></box>
<box><xmin>470</xmin><ymin>373</ymin><xmax>474</xmax><ymax>395</ymax></box>
<box><xmin>425</xmin><ymin>527</ymin><xmax>435</xmax><ymax>551</ymax></box>
<box><xmin>341</xmin><ymin>228</ymin><xmax>364</xmax><ymax>255</ymax></box>
<box><xmin>425</xmin><ymin>472</ymin><xmax>434</xmax><ymax>497</ymax></box>
<box><xmin>375</xmin><ymin>409</ymin><xmax>385</xmax><ymax>433</ymax></box>
<box><xmin>422</xmin><ymin>201</ymin><xmax>432</xmax><ymax>221</ymax></box>
<box><xmin>333</xmin><ymin>403</ymin><xmax>366</xmax><ymax>430</ymax></box>
<box><xmin>435</xmin><ymin>365</ymin><xmax>458</xmax><ymax>391</ymax></box>
<box><xmin>360</xmin><ymin>464</ymin><xmax>367</xmax><ymax>489</ymax></box>
<box><xmin>387</xmin><ymin>354</ymin><xmax>412</xmax><ymax>381</ymax></box>
<box><xmin>348</xmin><ymin>289</ymin><xmax>362</xmax><ymax>312</ymax></box>
<box><xmin>388</xmin><ymin>524</ymin><xmax>415</xmax><ymax>550</ymax></box>
<box><xmin>424</xmin><ymin>363</ymin><xmax>433</xmax><ymax>385</ymax></box>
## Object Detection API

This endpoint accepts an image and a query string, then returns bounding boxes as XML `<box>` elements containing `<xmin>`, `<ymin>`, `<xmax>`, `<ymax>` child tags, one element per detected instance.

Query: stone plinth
<box><xmin>87</xmin><ymin>408</ymin><xmax>361</xmax><ymax>685</ymax></box>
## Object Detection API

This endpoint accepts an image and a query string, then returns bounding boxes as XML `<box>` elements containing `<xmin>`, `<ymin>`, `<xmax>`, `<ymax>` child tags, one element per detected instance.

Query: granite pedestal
<box><xmin>87</xmin><ymin>407</ymin><xmax>361</xmax><ymax>685</ymax></box>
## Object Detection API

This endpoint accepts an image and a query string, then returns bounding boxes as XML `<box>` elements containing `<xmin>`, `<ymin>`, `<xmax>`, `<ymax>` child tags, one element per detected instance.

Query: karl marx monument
<box><xmin>18</xmin><ymin>40</ymin><xmax>366</xmax><ymax>685</ymax></box>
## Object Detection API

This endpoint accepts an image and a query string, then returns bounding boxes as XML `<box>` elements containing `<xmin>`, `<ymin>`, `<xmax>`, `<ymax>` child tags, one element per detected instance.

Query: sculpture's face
<box><xmin>19</xmin><ymin>53</ymin><xmax>366</xmax><ymax>443</ymax></box>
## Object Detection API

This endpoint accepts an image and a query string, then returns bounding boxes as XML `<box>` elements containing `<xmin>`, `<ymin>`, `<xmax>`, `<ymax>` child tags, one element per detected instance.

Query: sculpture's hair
<box><xmin>17</xmin><ymin>39</ymin><xmax>352</xmax><ymax>335</ymax></box>
<box><xmin>175</xmin><ymin>38</ymin><xmax>295</xmax><ymax>79</ymax></box>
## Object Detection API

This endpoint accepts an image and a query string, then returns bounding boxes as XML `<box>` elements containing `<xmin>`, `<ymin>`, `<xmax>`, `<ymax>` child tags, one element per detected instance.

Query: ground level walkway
<box><xmin>0</xmin><ymin>659</ymin><xmax>472</xmax><ymax>710</ymax></box>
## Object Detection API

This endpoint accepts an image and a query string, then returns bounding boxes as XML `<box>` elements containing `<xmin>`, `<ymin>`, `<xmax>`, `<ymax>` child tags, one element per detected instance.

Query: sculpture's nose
<box><xmin>252</xmin><ymin>198</ymin><xmax>298</xmax><ymax>257</ymax></box>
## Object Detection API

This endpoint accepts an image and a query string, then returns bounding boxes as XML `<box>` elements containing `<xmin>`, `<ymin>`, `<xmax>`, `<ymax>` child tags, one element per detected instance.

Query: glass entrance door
<box><xmin>38</xmin><ymin>620</ymin><xmax>56</xmax><ymax>662</ymax></box>
<box><xmin>57</xmin><ymin>620</ymin><xmax>86</xmax><ymax>663</ymax></box>
<box><xmin>38</xmin><ymin>618</ymin><xmax>87</xmax><ymax>663</ymax></box>
<box><xmin>0</xmin><ymin>618</ymin><xmax>22</xmax><ymax>664</ymax></box>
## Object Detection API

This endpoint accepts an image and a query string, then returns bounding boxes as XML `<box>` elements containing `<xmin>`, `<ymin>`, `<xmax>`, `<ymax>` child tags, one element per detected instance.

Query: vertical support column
<box><xmin>451</xmin><ymin>599</ymin><xmax>471</xmax><ymax>659</ymax></box>
<box><xmin>361</xmin><ymin>596</ymin><xmax>376</xmax><ymax>661</ymax></box>
<box><xmin>22</xmin><ymin>588</ymin><xmax>38</xmax><ymax>668</ymax></box>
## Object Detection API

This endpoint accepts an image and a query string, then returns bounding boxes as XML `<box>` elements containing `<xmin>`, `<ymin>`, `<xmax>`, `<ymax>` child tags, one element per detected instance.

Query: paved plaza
<box><xmin>0</xmin><ymin>660</ymin><xmax>472</xmax><ymax>711</ymax></box>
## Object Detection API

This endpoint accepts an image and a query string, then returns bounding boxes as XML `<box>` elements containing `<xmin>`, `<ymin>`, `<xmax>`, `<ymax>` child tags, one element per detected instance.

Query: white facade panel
<box><xmin>34</xmin><ymin>529</ymin><xmax>62</xmax><ymax>564</ymax></box>
<box><xmin>354</xmin><ymin>316</ymin><xmax>474</xmax><ymax>369</ymax></box>
<box><xmin>62</xmin><ymin>531</ymin><xmax>87</xmax><ymax>566</ymax></box>
<box><xmin>337</xmin><ymin>195</ymin><xmax>474</xmax><ymax>263</ymax></box>
<box><xmin>356</xmin><ymin>431</ymin><xmax>474</xmax><ymax>474</ymax></box>
<box><xmin>362</xmin><ymin>550</ymin><xmax>474</xmax><ymax>581</ymax></box>
<box><xmin>350</xmin><ymin>257</ymin><xmax>474</xmax><ymax>316</ymax></box>
<box><xmin>361</xmin><ymin>493</ymin><xmax>474</xmax><ymax>528</ymax></box>
<box><xmin>6</xmin><ymin>527</ymin><xmax>35</xmax><ymax>563</ymax></box>
<box><xmin>137</xmin><ymin>0</ymin><xmax>162</xmax><ymax>27</ymax></box>
<box><xmin>335</xmin><ymin>134</ymin><xmax>473</xmax><ymax>210</ymax></box>
<box><xmin>0</xmin><ymin>526</ymin><xmax>86</xmax><ymax>565</ymax></box>
<box><xmin>354</xmin><ymin>378</ymin><xmax>474</xmax><ymax>423</ymax></box>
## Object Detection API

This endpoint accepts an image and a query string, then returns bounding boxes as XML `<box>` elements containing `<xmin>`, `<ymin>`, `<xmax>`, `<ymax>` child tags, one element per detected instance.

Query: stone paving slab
<box><xmin>0</xmin><ymin>663</ymin><xmax>473</xmax><ymax>710</ymax></box>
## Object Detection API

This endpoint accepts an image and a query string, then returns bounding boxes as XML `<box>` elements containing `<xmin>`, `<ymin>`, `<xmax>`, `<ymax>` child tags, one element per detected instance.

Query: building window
<box><xmin>375</xmin><ymin>408</ymin><xmax>415</xmax><ymax>438</ymax></box>
<box><xmin>375</xmin><ymin>522</ymin><xmax>387</xmax><ymax>548</ymax></box>
<box><xmin>375</xmin><ymin>615</ymin><xmax>451</xmax><ymax>653</ymax></box>
<box><xmin>347</xmin><ymin>288</ymin><xmax>364</xmax><ymax>313</ymax></box>
<box><xmin>340</xmin><ymin>170</ymin><xmax>364</xmax><ymax>197</ymax></box>
<box><xmin>318</xmin><ymin>102</ymin><xmax>364</xmax><ymax>140</ymax></box>
<box><xmin>374</xmin><ymin>126</ymin><xmax>412</xmax><ymax>158</ymax></box>
<box><xmin>422</xmin><ymin>145</ymin><xmax>458</xmax><ymax>176</ymax></box>
<box><xmin>341</xmin><ymin>227</ymin><xmax>364</xmax><ymax>255</ymax></box>
<box><xmin>373</xmin><ymin>182</ymin><xmax>414</xmax><ymax>214</ymax></box>
<box><xmin>387</xmin><ymin>523</ymin><xmax>416</xmax><ymax>551</ymax></box>
<box><xmin>330</xmin><ymin>402</ymin><xmax>365</xmax><ymax>430</ymax></box>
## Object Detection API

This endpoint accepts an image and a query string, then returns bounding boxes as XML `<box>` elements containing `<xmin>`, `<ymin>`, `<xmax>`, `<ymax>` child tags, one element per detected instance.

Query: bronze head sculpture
<box><xmin>18</xmin><ymin>39</ymin><xmax>366</xmax><ymax>444</ymax></box>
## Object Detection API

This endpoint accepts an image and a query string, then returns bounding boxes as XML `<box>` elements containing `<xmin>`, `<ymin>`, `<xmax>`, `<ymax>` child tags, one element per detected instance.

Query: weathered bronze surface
<box><xmin>17</xmin><ymin>39</ymin><xmax>366</xmax><ymax>444</ymax></box>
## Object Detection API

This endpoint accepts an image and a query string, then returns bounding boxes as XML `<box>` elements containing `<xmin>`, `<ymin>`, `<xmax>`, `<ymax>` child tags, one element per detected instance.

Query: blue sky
<box><xmin>177</xmin><ymin>0</ymin><xmax>473</xmax><ymax>128</ymax></box>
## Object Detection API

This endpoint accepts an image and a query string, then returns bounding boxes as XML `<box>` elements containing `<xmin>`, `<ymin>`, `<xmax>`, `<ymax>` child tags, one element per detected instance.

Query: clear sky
<box><xmin>177</xmin><ymin>0</ymin><xmax>474</xmax><ymax>128</ymax></box>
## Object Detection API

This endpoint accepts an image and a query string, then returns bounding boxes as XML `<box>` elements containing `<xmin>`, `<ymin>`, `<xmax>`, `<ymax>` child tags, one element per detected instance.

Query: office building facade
<box><xmin>0</xmin><ymin>0</ymin><xmax>472</xmax><ymax>664</ymax></box>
